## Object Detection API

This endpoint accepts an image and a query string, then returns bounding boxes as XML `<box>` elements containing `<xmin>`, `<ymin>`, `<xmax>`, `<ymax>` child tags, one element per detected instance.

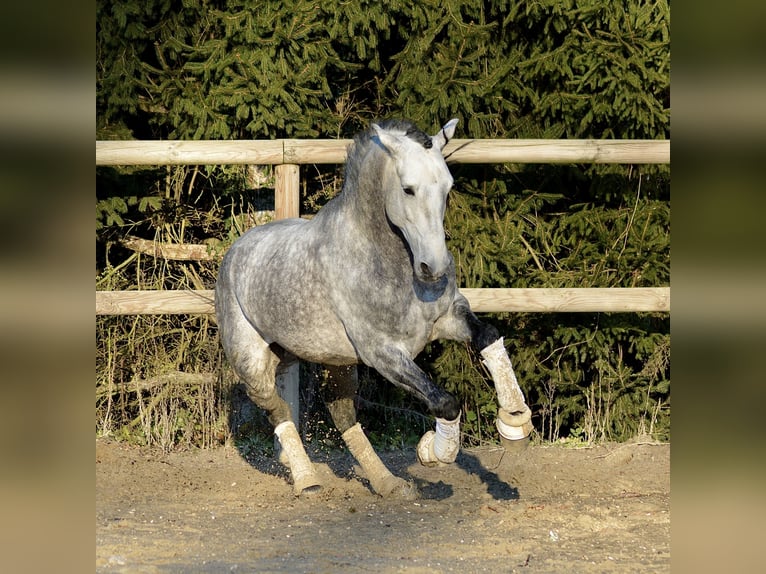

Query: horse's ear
<box><xmin>432</xmin><ymin>118</ymin><xmax>459</xmax><ymax>151</ymax></box>
<box><xmin>371</xmin><ymin>123</ymin><xmax>402</xmax><ymax>155</ymax></box>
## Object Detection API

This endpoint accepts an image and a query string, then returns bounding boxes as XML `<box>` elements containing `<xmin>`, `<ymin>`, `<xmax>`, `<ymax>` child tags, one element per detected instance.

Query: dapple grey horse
<box><xmin>216</xmin><ymin>119</ymin><xmax>531</xmax><ymax>498</ymax></box>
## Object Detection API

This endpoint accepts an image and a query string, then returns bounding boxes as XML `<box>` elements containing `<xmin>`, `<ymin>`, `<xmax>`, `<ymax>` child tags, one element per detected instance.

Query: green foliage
<box><xmin>99</xmin><ymin>0</ymin><xmax>351</xmax><ymax>139</ymax></box>
<box><xmin>97</xmin><ymin>0</ymin><xmax>670</xmax><ymax>449</ymax></box>
<box><xmin>98</xmin><ymin>0</ymin><xmax>668</xmax><ymax>139</ymax></box>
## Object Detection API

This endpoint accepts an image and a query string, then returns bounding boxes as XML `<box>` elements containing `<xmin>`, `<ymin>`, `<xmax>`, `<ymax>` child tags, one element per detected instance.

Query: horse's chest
<box><xmin>379</xmin><ymin>296</ymin><xmax>450</xmax><ymax>349</ymax></box>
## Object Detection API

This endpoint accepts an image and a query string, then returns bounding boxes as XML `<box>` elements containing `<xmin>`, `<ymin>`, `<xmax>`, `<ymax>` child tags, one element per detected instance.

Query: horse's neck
<box><xmin>331</xmin><ymin>193</ymin><xmax>394</xmax><ymax>248</ymax></box>
<box><xmin>330</xmin><ymin>168</ymin><xmax>409</xmax><ymax>263</ymax></box>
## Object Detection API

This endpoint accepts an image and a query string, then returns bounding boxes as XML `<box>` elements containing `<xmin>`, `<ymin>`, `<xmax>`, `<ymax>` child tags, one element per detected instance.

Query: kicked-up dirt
<box><xmin>96</xmin><ymin>437</ymin><xmax>669</xmax><ymax>573</ymax></box>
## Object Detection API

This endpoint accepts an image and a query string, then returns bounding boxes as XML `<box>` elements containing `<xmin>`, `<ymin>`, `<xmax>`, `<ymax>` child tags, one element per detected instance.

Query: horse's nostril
<box><xmin>420</xmin><ymin>262</ymin><xmax>432</xmax><ymax>277</ymax></box>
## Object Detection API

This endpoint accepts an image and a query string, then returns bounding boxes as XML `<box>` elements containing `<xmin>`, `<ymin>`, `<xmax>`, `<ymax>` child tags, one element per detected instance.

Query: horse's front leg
<box><xmin>429</xmin><ymin>293</ymin><xmax>534</xmax><ymax>458</ymax></box>
<box><xmin>363</xmin><ymin>345</ymin><xmax>464</xmax><ymax>467</ymax></box>
<box><xmin>478</xmin><ymin>337</ymin><xmax>534</xmax><ymax>451</ymax></box>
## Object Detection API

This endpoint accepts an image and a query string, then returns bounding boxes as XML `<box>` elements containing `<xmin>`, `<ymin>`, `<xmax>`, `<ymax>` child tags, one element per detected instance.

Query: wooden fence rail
<box><xmin>96</xmin><ymin>288</ymin><xmax>670</xmax><ymax>316</ymax></box>
<box><xmin>97</xmin><ymin>138</ymin><xmax>669</xmax><ymax>166</ymax></box>
<box><xmin>96</xmin><ymin>138</ymin><xmax>670</xmax><ymax>315</ymax></box>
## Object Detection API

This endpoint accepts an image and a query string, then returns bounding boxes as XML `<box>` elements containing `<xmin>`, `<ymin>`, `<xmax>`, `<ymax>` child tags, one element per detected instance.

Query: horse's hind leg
<box><xmin>217</xmin><ymin>299</ymin><xmax>321</xmax><ymax>495</ymax></box>
<box><xmin>322</xmin><ymin>365</ymin><xmax>418</xmax><ymax>500</ymax></box>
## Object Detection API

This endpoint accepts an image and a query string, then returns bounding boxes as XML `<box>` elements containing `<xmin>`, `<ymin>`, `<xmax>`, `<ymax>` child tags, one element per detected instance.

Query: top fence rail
<box><xmin>96</xmin><ymin>139</ymin><xmax>670</xmax><ymax>166</ymax></box>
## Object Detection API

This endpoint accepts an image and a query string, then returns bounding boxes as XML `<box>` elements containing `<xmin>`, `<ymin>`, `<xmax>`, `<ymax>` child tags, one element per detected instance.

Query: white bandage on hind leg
<box><xmin>342</xmin><ymin>423</ymin><xmax>414</xmax><ymax>498</ymax></box>
<box><xmin>416</xmin><ymin>413</ymin><xmax>461</xmax><ymax>466</ymax></box>
<box><xmin>480</xmin><ymin>337</ymin><xmax>533</xmax><ymax>442</ymax></box>
<box><xmin>274</xmin><ymin>421</ymin><xmax>321</xmax><ymax>494</ymax></box>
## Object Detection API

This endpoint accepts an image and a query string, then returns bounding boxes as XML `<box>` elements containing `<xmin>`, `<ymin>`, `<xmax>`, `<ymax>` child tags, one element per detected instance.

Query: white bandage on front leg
<box><xmin>480</xmin><ymin>338</ymin><xmax>527</xmax><ymax>413</ymax></box>
<box><xmin>274</xmin><ymin>421</ymin><xmax>321</xmax><ymax>495</ymax></box>
<box><xmin>416</xmin><ymin>413</ymin><xmax>461</xmax><ymax>467</ymax></box>
<box><xmin>496</xmin><ymin>406</ymin><xmax>533</xmax><ymax>442</ymax></box>
<box><xmin>480</xmin><ymin>338</ymin><xmax>533</xmax><ymax>444</ymax></box>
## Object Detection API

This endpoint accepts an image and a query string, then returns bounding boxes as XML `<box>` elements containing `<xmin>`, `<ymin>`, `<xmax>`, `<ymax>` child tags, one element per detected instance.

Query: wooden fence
<box><xmin>96</xmin><ymin>138</ymin><xmax>670</xmax><ymax>315</ymax></box>
<box><xmin>97</xmin><ymin>137</ymin><xmax>669</xmax><ymax>426</ymax></box>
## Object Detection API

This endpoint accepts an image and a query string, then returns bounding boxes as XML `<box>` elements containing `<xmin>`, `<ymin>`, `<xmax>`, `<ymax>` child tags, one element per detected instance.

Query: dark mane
<box><xmin>373</xmin><ymin>118</ymin><xmax>433</xmax><ymax>149</ymax></box>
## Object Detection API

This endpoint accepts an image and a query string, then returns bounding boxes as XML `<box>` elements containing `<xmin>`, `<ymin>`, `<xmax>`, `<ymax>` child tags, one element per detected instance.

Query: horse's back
<box><xmin>218</xmin><ymin>219</ymin><xmax>306</xmax><ymax>298</ymax></box>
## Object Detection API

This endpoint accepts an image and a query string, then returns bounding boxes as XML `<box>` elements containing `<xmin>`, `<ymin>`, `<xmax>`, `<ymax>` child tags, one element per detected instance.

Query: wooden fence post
<box><xmin>275</xmin><ymin>164</ymin><xmax>300</xmax><ymax>221</ymax></box>
<box><xmin>273</xmin><ymin>163</ymin><xmax>302</xmax><ymax>433</ymax></box>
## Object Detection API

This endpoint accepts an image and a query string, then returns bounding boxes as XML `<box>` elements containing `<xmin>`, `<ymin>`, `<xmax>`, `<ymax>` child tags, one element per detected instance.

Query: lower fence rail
<box><xmin>95</xmin><ymin>287</ymin><xmax>670</xmax><ymax>316</ymax></box>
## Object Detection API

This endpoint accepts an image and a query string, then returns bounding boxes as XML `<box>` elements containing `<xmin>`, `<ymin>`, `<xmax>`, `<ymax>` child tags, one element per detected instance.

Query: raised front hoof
<box><xmin>499</xmin><ymin>434</ymin><xmax>531</xmax><ymax>453</ymax></box>
<box><xmin>496</xmin><ymin>412</ymin><xmax>533</xmax><ymax>454</ymax></box>
<box><xmin>376</xmin><ymin>475</ymin><xmax>420</xmax><ymax>501</ymax></box>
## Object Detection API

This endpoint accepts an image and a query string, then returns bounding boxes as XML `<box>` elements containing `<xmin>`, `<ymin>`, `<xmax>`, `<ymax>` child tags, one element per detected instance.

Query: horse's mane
<box><xmin>370</xmin><ymin>118</ymin><xmax>433</xmax><ymax>150</ymax></box>
<box><xmin>342</xmin><ymin>119</ymin><xmax>433</xmax><ymax>196</ymax></box>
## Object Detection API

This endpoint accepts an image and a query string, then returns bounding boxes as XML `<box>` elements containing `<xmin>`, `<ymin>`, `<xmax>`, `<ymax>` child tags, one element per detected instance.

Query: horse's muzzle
<box><xmin>418</xmin><ymin>261</ymin><xmax>446</xmax><ymax>283</ymax></box>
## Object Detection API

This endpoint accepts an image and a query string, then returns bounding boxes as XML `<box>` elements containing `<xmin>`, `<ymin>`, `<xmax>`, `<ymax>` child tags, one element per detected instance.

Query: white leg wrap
<box><xmin>342</xmin><ymin>423</ymin><xmax>417</xmax><ymax>499</ymax></box>
<box><xmin>480</xmin><ymin>338</ymin><xmax>533</xmax><ymax>444</ymax></box>
<box><xmin>274</xmin><ymin>421</ymin><xmax>321</xmax><ymax>495</ymax></box>
<box><xmin>417</xmin><ymin>413</ymin><xmax>461</xmax><ymax>466</ymax></box>
<box><xmin>497</xmin><ymin>407</ymin><xmax>534</xmax><ymax>441</ymax></box>
<box><xmin>480</xmin><ymin>338</ymin><xmax>528</xmax><ymax>413</ymax></box>
<box><xmin>434</xmin><ymin>415</ymin><xmax>461</xmax><ymax>461</ymax></box>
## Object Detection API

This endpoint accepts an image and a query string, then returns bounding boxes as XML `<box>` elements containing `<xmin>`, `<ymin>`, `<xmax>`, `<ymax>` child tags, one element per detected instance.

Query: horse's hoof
<box><xmin>296</xmin><ymin>483</ymin><xmax>323</xmax><ymax>498</ymax></box>
<box><xmin>416</xmin><ymin>430</ymin><xmax>447</xmax><ymax>467</ymax></box>
<box><xmin>292</xmin><ymin>473</ymin><xmax>323</xmax><ymax>496</ymax></box>
<box><xmin>499</xmin><ymin>434</ymin><xmax>531</xmax><ymax>453</ymax></box>
<box><xmin>391</xmin><ymin>480</ymin><xmax>420</xmax><ymax>501</ymax></box>
<box><xmin>377</xmin><ymin>475</ymin><xmax>419</xmax><ymax>500</ymax></box>
<box><xmin>496</xmin><ymin>411</ymin><xmax>533</xmax><ymax>454</ymax></box>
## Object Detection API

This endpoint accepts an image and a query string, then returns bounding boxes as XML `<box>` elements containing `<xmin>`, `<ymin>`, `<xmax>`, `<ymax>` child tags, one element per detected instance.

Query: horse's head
<box><xmin>372</xmin><ymin>119</ymin><xmax>459</xmax><ymax>283</ymax></box>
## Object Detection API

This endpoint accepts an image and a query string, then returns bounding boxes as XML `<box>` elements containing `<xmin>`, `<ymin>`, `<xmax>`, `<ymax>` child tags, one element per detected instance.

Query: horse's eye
<box><xmin>403</xmin><ymin>187</ymin><xmax>415</xmax><ymax>196</ymax></box>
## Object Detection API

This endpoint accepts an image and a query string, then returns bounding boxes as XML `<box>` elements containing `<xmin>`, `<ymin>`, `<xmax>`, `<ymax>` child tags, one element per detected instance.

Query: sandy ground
<box><xmin>96</xmin><ymin>437</ymin><xmax>669</xmax><ymax>573</ymax></box>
